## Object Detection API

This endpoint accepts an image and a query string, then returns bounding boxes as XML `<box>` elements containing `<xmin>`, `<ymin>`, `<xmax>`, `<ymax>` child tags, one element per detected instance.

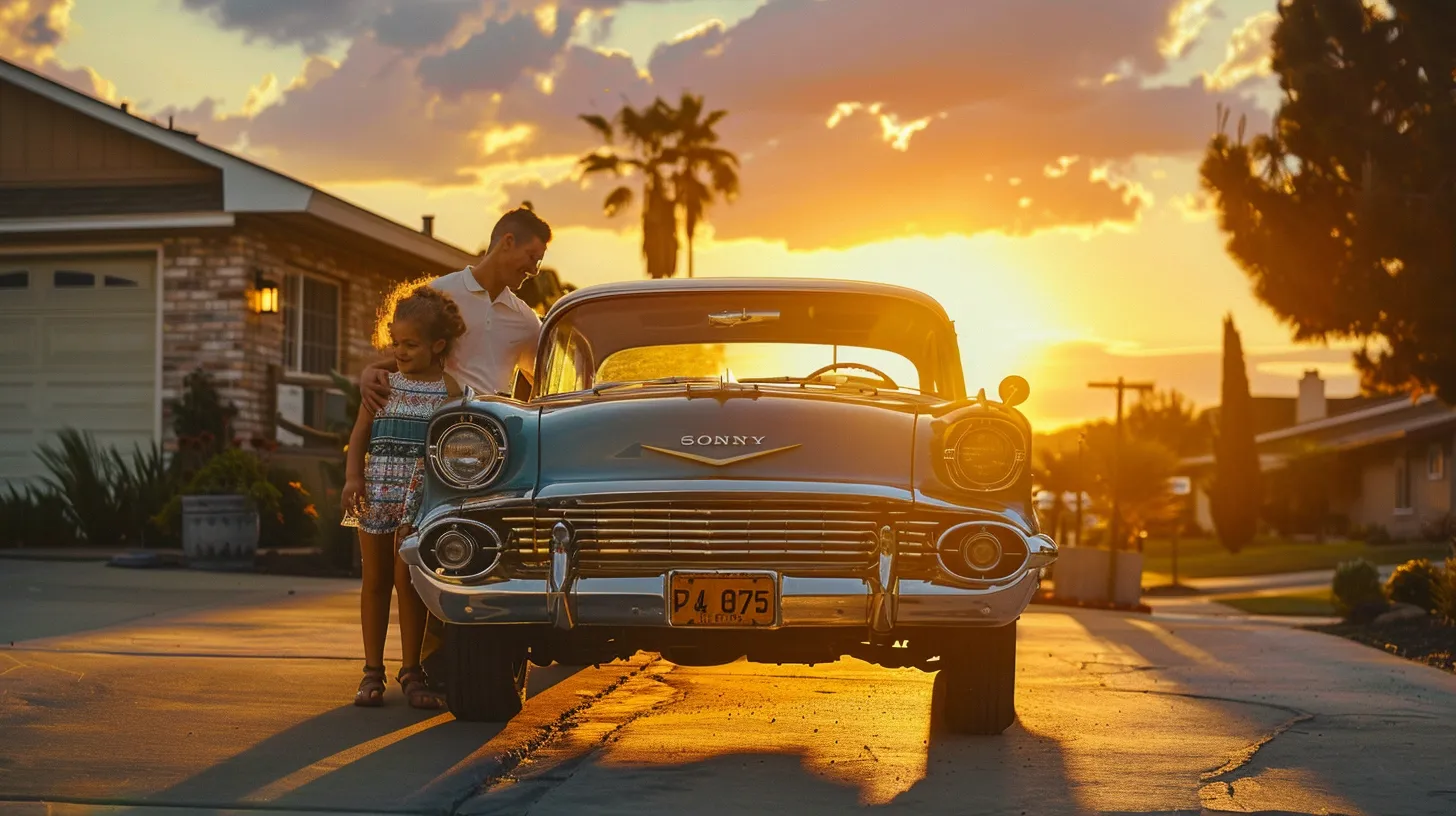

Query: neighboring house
<box><xmin>1182</xmin><ymin>371</ymin><xmax>1456</xmax><ymax>540</ymax></box>
<box><xmin>0</xmin><ymin>56</ymin><xmax>475</xmax><ymax>487</ymax></box>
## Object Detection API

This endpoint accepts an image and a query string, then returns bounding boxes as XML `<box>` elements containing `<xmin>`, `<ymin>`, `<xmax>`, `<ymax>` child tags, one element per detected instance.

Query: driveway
<box><xmin>2</xmin><ymin>561</ymin><xmax>1453</xmax><ymax>814</ymax></box>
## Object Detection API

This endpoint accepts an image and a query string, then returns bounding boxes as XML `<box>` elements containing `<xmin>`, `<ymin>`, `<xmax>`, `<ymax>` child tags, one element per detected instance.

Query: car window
<box><xmin>594</xmin><ymin>343</ymin><xmax>922</xmax><ymax>391</ymax></box>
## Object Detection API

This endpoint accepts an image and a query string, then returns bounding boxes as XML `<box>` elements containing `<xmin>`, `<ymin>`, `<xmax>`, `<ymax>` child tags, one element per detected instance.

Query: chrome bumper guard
<box><xmin>400</xmin><ymin>524</ymin><xmax>1055</xmax><ymax>630</ymax></box>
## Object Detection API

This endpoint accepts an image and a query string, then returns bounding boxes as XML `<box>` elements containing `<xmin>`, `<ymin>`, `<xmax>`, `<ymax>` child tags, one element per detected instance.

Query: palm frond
<box><xmin>580</xmin><ymin>113</ymin><xmax>614</xmax><ymax>143</ymax></box>
<box><xmin>603</xmin><ymin>185</ymin><xmax>634</xmax><ymax>217</ymax></box>
<box><xmin>579</xmin><ymin>152</ymin><xmax>625</xmax><ymax>176</ymax></box>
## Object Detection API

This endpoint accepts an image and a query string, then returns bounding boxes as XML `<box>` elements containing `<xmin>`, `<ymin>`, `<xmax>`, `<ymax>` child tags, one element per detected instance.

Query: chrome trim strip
<box><xmin>536</xmin><ymin>480</ymin><xmax>914</xmax><ymax>502</ymax></box>
<box><xmin>408</xmin><ymin>567</ymin><xmax>1041</xmax><ymax>629</ymax></box>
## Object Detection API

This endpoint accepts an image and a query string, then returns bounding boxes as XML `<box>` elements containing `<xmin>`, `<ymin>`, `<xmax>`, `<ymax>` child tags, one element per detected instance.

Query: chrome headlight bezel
<box><xmin>941</xmin><ymin>415</ymin><xmax>1028</xmax><ymax>492</ymax></box>
<box><xmin>429</xmin><ymin>415</ymin><xmax>508</xmax><ymax>489</ymax></box>
<box><xmin>420</xmin><ymin>518</ymin><xmax>503</xmax><ymax>583</ymax></box>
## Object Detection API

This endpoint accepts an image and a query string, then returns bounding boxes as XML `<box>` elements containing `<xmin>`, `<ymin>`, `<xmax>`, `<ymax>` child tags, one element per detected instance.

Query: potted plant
<box><xmin>158</xmin><ymin>448</ymin><xmax>281</xmax><ymax>571</ymax></box>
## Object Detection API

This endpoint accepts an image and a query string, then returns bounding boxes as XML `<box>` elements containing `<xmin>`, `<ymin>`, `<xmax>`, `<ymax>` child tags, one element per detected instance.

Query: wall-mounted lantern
<box><xmin>251</xmin><ymin>268</ymin><xmax>280</xmax><ymax>315</ymax></box>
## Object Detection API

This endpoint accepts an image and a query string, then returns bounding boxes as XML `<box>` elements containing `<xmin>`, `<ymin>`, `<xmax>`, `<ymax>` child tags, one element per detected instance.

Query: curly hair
<box><xmin>383</xmin><ymin>282</ymin><xmax>468</xmax><ymax>360</ymax></box>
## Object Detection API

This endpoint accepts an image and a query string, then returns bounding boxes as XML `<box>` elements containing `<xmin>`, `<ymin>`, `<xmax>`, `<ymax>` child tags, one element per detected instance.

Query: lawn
<box><xmin>1217</xmin><ymin>587</ymin><xmax>1336</xmax><ymax>617</ymax></box>
<box><xmin>1138</xmin><ymin>535</ymin><xmax>1450</xmax><ymax>584</ymax></box>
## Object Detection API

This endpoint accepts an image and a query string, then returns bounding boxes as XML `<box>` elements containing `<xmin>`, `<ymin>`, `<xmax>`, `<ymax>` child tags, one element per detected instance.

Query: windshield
<box><xmin>536</xmin><ymin>289</ymin><xmax>962</xmax><ymax>398</ymax></box>
<box><xmin>596</xmin><ymin>343</ymin><xmax>922</xmax><ymax>390</ymax></box>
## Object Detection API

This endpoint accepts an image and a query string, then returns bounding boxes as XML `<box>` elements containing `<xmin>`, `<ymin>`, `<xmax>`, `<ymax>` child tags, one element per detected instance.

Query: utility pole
<box><xmin>1075</xmin><ymin>431</ymin><xmax>1086</xmax><ymax>547</ymax></box>
<box><xmin>1088</xmin><ymin>377</ymin><xmax>1154</xmax><ymax>603</ymax></box>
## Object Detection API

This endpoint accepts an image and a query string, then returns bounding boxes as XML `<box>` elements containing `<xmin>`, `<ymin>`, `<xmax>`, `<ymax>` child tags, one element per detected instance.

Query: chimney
<box><xmin>421</xmin><ymin>214</ymin><xmax>435</xmax><ymax>237</ymax></box>
<box><xmin>168</xmin><ymin>115</ymin><xmax>174</xmax><ymax>130</ymax></box>
<box><xmin>1297</xmin><ymin>369</ymin><xmax>1327</xmax><ymax>424</ymax></box>
<box><xmin>120</xmin><ymin>101</ymin><xmax>129</xmax><ymax>113</ymax></box>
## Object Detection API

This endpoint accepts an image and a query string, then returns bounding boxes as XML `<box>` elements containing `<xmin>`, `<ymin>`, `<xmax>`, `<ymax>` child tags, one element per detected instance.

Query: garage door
<box><xmin>0</xmin><ymin>253</ymin><xmax>158</xmax><ymax>487</ymax></box>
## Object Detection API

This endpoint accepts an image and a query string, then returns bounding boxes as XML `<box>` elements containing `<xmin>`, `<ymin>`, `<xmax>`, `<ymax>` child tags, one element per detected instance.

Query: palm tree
<box><xmin>662</xmin><ymin>93</ymin><xmax>739</xmax><ymax>278</ymax></box>
<box><xmin>578</xmin><ymin>94</ymin><xmax>739</xmax><ymax>278</ymax></box>
<box><xmin>579</xmin><ymin>101</ymin><xmax>679</xmax><ymax>279</ymax></box>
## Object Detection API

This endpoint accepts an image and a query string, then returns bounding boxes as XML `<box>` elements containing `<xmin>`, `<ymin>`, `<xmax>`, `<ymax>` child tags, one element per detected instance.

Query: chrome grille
<box><xmin>508</xmin><ymin>501</ymin><xmax>883</xmax><ymax>574</ymax></box>
<box><xmin>895</xmin><ymin>519</ymin><xmax>940</xmax><ymax>579</ymax></box>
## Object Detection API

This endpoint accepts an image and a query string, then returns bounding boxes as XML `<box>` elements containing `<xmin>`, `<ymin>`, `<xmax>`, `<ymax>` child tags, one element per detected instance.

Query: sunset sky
<box><xmin>0</xmin><ymin>0</ymin><xmax>1361</xmax><ymax>429</ymax></box>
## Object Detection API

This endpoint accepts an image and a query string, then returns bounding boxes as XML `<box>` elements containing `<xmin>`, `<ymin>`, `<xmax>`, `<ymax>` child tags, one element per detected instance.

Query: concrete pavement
<box><xmin>2</xmin><ymin>562</ymin><xmax>1454</xmax><ymax>814</ymax></box>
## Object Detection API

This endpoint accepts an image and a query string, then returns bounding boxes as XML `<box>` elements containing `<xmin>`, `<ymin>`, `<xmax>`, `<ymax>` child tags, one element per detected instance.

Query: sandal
<box><xmin>398</xmin><ymin>665</ymin><xmax>443</xmax><ymax>710</ymax></box>
<box><xmin>355</xmin><ymin>665</ymin><xmax>386</xmax><ymax>707</ymax></box>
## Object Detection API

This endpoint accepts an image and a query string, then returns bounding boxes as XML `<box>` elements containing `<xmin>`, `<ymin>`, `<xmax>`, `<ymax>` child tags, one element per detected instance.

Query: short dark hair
<box><xmin>488</xmin><ymin>207</ymin><xmax>552</xmax><ymax>250</ymax></box>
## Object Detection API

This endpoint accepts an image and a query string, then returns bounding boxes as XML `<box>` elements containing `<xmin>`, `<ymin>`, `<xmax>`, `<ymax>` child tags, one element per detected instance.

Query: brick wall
<box><xmin>160</xmin><ymin>222</ymin><xmax>453</xmax><ymax>443</ymax></box>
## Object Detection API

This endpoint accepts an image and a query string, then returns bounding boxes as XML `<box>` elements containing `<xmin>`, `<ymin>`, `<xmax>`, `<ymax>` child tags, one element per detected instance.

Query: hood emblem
<box><xmin>642</xmin><ymin>443</ymin><xmax>801</xmax><ymax>468</ymax></box>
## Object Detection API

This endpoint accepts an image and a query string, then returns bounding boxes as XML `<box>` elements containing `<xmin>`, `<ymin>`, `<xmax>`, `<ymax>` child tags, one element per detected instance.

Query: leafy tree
<box><xmin>1034</xmin><ymin>446</ymin><xmax>1087</xmax><ymax>544</ymax></box>
<box><xmin>1081</xmin><ymin>422</ymin><xmax>1180</xmax><ymax>548</ymax></box>
<box><xmin>1126</xmin><ymin>389</ymin><xmax>1211</xmax><ymax>457</ymax></box>
<box><xmin>1210</xmin><ymin>315</ymin><xmax>1260</xmax><ymax>553</ymax></box>
<box><xmin>1200</xmin><ymin>0</ymin><xmax>1456</xmax><ymax>399</ymax></box>
<box><xmin>579</xmin><ymin>95</ymin><xmax>739</xmax><ymax>279</ymax></box>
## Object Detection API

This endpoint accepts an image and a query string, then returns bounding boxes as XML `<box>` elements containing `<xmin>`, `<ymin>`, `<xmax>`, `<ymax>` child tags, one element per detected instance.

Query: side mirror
<box><xmin>998</xmin><ymin>375</ymin><xmax>1030</xmax><ymax>407</ymax></box>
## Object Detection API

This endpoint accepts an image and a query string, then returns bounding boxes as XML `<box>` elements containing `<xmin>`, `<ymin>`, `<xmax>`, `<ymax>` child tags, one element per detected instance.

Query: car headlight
<box><xmin>943</xmin><ymin>417</ymin><xmax>1026</xmax><ymax>491</ymax></box>
<box><xmin>431</xmin><ymin>418</ymin><xmax>507</xmax><ymax>488</ymax></box>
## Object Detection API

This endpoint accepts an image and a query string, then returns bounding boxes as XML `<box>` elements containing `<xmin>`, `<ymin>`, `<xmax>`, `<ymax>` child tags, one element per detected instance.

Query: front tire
<box><xmin>934</xmin><ymin>621</ymin><xmax>1017</xmax><ymax>735</ymax></box>
<box><xmin>443</xmin><ymin>624</ymin><xmax>528</xmax><ymax>722</ymax></box>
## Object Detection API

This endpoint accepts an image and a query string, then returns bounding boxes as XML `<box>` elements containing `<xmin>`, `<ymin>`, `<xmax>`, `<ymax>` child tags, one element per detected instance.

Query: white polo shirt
<box><xmin>429</xmin><ymin>267</ymin><xmax>541</xmax><ymax>395</ymax></box>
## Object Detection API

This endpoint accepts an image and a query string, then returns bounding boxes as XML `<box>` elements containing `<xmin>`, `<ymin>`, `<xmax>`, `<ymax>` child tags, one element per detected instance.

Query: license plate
<box><xmin>668</xmin><ymin>573</ymin><xmax>777</xmax><ymax>627</ymax></box>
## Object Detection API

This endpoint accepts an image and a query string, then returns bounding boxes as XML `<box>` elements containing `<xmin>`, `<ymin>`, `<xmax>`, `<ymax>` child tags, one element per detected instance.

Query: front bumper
<box><xmin>403</xmin><ymin>563</ymin><xmax>1043</xmax><ymax>630</ymax></box>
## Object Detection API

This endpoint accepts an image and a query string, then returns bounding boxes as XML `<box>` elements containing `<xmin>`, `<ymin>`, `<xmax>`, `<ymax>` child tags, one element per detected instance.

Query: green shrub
<box><xmin>37</xmin><ymin>429</ymin><xmax>133</xmax><ymax>548</ymax></box>
<box><xmin>1439</xmin><ymin>558</ymin><xmax>1456</xmax><ymax>623</ymax></box>
<box><xmin>1384</xmin><ymin>558</ymin><xmax>1442</xmax><ymax>613</ymax></box>
<box><xmin>1331</xmin><ymin>558</ymin><xmax>1385</xmax><ymax>617</ymax></box>
<box><xmin>260</xmin><ymin>466</ymin><xmax>318</xmax><ymax>549</ymax></box>
<box><xmin>170</xmin><ymin>368</ymin><xmax>238</xmax><ymax>478</ymax></box>
<box><xmin>0</xmin><ymin>485</ymin><xmax>76</xmax><ymax>548</ymax></box>
<box><xmin>156</xmin><ymin>448</ymin><xmax>281</xmax><ymax>532</ymax></box>
<box><xmin>36</xmin><ymin>430</ymin><xmax>181</xmax><ymax>548</ymax></box>
<box><xmin>1365</xmin><ymin>525</ymin><xmax>1393</xmax><ymax>546</ymax></box>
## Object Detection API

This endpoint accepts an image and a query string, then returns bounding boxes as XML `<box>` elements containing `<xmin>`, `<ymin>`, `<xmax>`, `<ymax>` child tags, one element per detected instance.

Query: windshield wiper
<box><xmin>738</xmin><ymin>376</ymin><xmax>879</xmax><ymax>395</ymax></box>
<box><xmin>590</xmin><ymin>376</ymin><xmax>722</xmax><ymax>395</ymax></box>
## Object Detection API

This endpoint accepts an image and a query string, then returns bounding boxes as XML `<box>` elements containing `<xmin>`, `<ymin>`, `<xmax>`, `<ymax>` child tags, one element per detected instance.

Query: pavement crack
<box><xmin>446</xmin><ymin>657</ymin><xmax>664</xmax><ymax>815</ymax></box>
<box><xmin>1199</xmin><ymin>711</ymin><xmax>1316</xmax><ymax>784</ymax></box>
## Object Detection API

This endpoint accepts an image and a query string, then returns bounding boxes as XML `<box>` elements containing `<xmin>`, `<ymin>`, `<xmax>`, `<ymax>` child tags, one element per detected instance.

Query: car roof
<box><xmin>545</xmin><ymin>277</ymin><xmax>953</xmax><ymax>323</ymax></box>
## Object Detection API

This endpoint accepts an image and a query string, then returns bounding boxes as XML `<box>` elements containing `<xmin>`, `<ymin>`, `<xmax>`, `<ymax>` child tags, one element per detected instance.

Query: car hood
<box><xmin>536</xmin><ymin>391</ymin><xmax>917</xmax><ymax>492</ymax></box>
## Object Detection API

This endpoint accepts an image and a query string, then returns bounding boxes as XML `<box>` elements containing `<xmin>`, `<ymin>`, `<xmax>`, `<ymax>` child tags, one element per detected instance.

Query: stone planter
<box><xmin>181</xmin><ymin>494</ymin><xmax>259</xmax><ymax>572</ymax></box>
<box><xmin>1052</xmin><ymin>547</ymin><xmax>1144</xmax><ymax>606</ymax></box>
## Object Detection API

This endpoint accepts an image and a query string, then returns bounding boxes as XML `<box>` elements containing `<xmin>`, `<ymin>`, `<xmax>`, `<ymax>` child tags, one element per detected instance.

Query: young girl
<box><xmin>342</xmin><ymin>285</ymin><xmax>465</xmax><ymax>708</ymax></box>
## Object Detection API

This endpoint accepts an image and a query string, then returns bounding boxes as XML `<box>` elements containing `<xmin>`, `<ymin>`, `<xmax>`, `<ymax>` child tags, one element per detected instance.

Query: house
<box><xmin>0</xmin><ymin>56</ymin><xmax>476</xmax><ymax>487</ymax></box>
<box><xmin>1182</xmin><ymin>371</ymin><xmax>1456</xmax><ymax>541</ymax></box>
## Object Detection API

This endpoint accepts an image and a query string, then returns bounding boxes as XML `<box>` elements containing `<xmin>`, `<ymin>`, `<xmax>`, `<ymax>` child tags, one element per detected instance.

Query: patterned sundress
<box><xmin>360</xmin><ymin>372</ymin><xmax>450</xmax><ymax>535</ymax></box>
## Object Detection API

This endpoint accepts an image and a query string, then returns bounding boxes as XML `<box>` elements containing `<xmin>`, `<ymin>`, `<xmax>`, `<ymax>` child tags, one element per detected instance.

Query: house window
<box><xmin>0</xmin><ymin>270</ymin><xmax>28</xmax><ymax>289</ymax></box>
<box><xmin>1427</xmin><ymin>443</ymin><xmax>1445</xmax><ymax>481</ymax></box>
<box><xmin>281</xmin><ymin>273</ymin><xmax>341</xmax><ymax>375</ymax></box>
<box><xmin>1395</xmin><ymin>456</ymin><xmax>1412</xmax><ymax>512</ymax></box>
<box><xmin>54</xmin><ymin>270</ymin><xmax>95</xmax><ymax>287</ymax></box>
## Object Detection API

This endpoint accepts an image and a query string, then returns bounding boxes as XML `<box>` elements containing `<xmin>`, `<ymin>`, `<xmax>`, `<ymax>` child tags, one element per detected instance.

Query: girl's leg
<box><xmin>359</xmin><ymin>530</ymin><xmax>396</xmax><ymax>670</ymax></box>
<box><xmin>393</xmin><ymin>541</ymin><xmax>443</xmax><ymax>709</ymax></box>
<box><xmin>393</xmin><ymin>541</ymin><xmax>428</xmax><ymax>668</ymax></box>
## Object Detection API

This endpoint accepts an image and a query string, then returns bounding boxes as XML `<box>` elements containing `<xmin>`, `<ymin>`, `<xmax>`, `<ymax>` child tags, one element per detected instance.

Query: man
<box><xmin>361</xmin><ymin>206</ymin><xmax>551</xmax><ymax>411</ymax></box>
<box><xmin>358</xmin><ymin>207</ymin><xmax>552</xmax><ymax>691</ymax></box>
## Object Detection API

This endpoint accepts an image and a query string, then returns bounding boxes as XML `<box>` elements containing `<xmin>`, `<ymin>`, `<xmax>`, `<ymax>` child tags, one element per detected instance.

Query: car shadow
<box><xmin>138</xmin><ymin>663</ymin><xmax>584</xmax><ymax>813</ymax></box>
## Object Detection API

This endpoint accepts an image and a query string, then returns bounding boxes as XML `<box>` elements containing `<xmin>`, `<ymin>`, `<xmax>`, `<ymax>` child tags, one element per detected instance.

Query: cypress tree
<box><xmin>1211</xmin><ymin>315</ymin><xmax>1260</xmax><ymax>553</ymax></box>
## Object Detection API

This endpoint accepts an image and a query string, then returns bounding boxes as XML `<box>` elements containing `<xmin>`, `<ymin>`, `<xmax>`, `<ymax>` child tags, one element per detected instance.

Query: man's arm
<box><xmin>358</xmin><ymin>357</ymin><xmax>397</xmax><ymax>414</ymax></box>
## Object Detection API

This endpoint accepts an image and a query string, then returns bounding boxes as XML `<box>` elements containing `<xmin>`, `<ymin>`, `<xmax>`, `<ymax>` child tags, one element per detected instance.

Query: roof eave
<box><xmin>0</xmin><ymin>57</ymin><xmax>475</xmax><ymax>269</ymax></box>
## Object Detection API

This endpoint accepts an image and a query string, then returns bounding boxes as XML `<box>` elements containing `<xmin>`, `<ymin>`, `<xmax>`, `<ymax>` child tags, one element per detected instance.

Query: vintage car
<box><xmin>400</xmin><ymin>278</ymin><xmax>1057</xmax><ymax>734</ymax></box>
